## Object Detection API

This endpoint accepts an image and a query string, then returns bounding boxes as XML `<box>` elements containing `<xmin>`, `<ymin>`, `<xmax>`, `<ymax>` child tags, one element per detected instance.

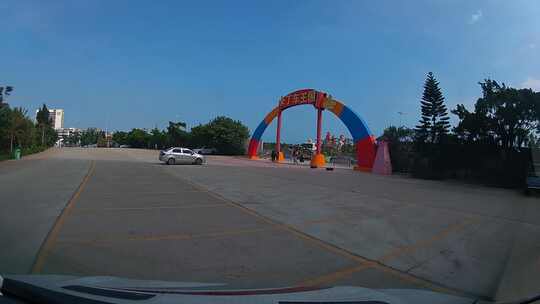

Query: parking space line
<box><xmin>31</xmin><ymin>160</ymin><xmax>96</xmax><ymax>274</ymax></box>
<box><xmin>298</xmin><ymin>264</ymin><xmax>372</xmax><ymax>287</ymax></box>
<box><xmin>57</xmin><ymin>226</ymin><xmax>282</xmax><ymax>244</ymax></box>
<box><xmin>379</xmin><ymin>217</ymin><xmax>478</xmax><ymax>263</ymax></box>
<box><xmin>92</xmin><ymin>190</ymin><xmax>204</xmax><ymax>195</ymax></box>
<box><xmin>127</xmin><ymin>227</ymin><xmax>280</xmax><ymax>241</ymax></box>
<box><xmin>74</xmin><ymin>203</ymin><xmax>228</xmax><ymax>213</ymax></box>
<box><xmin>294</xmin><ymin>217</ymin><xmax>478</xmax><ymax>297</ymax></box>
<box><xmin>171</xmin><ymin>177</ymin><xmax>382</xmax><ymax>264</ymax></box>
<box><xmin>172</xmin><ymin>175</ymin><xmax>478</xmax><ymax>296</ymax></box>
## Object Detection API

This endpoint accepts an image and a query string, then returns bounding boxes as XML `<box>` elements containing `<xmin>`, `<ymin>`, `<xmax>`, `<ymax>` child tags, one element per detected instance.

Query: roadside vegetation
<box><xmin>65</xmin><ymin>116</ymin><xmax>250</xmax><ymax>155</ymax></box>
<box><xmin>379</xmin><ymin>72</ymin><xmax>540</xmax><ymax>187</ymax></box>
<box><xmin>0</xmin><ymin>86</ymin><xmax>57</xmax><ymax>160</ymax></box>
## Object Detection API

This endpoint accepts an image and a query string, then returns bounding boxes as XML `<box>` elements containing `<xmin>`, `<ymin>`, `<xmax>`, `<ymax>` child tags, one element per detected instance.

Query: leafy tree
<box><xmin>0</xmin><ymin>86</ymin><xmax>13</xmax><ymax>106</ymax></box>
<box><xmin>452</xmin><ymin>80</ymin><xmax>540</xmax><ymax>148</ymax></box>
<box><xmin>0</xmin><ymin>104</ymin><xmax>10</xmax><ymax>151</ymax></box>
<box><xmin>112</xmin><ymin>131</ymin><xmax>129</xmax><ymax>146</ymax></box>
<box><xmin>191</xmin><ymin>116</ymin><xmax>249</xmax><ymax>155</ymax></box>
<box><xmin>379</xmin><ymin>126</ymin><xmax>415</xmax><ymax>143</ymax></box>
<box><xmin>42</xmin><ymin>125</ymin><xmax>58</xmax><ymax>147</ymax></box>
<box><xmin>64</xmin><ymin>132</ymin><xmax>81</xmax><ymax>146</ymax></box>
<box><xmin>127</xmin><ymin>128</ymin><xmax>150</xmax><ymax>148</ymax></box>
<box><xmin>379</xmin><ymin>126</ymin><xmax>416</xmax><ymax>172</ymax></box>
<box><xmin>6</xmin><ymin>107</ymin><xmax>33</xmax><ymax>152</ymax></box>
<box><xmin>0</xmin><ymin>88</ymin><xmax>58</xmax><ymax>157</ymax></box>
<box><xmin>80</xmin><ymin>128</ymin><xmax>102</xmax><ymax>146</ymax></box>
<box><xmin>166</xmin><ymin>121</ymin><xmax>190</xmax><ymax>147</ymax></box>
<box><xmin>415</xmin><ymin>72</ymin><xmax>450</xmax><ymax>144</ymax></box>
<box><xmin>97</xmin><ymin>135</ymin><xmax>108</xmax><ymax>148</ymax></box>
<box><xmin>149</xmin><ymin>128</ymin><xmax>167</xmax><ymax>149</ymax></box>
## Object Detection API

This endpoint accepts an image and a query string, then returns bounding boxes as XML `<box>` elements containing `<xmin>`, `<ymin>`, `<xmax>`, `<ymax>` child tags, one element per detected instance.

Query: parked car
<box><xmin>159</xmin><ymin>147</ymin><xmax>205</xmax><ymax>165</ymax></box>
<box><xmin>525</xmin><ymin>152</ymin><xmax>540</xmax><ymax>195</ymax></box>
<box><xmin>193</xmin><ymin>147</ymin><xmax>217</xmax><ymax>155</ymax></box>
<box><xmin>526</xmin><ymin>175</ymin><xmax>540</xmax><ymax>195</ymax></box>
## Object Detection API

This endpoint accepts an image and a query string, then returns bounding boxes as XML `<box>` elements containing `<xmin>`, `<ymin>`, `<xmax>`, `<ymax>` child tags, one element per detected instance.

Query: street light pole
<box><xmin>397</xmin><ymin>111</ymin><xmax>406</xmax><ymax>127</ymax></box>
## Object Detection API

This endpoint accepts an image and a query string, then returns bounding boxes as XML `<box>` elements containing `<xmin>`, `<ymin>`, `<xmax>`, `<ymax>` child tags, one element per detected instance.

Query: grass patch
<box><xmin>0</xmin><ymin>145</ymin><xmax>49</xmax><ymax>161</ymax></box>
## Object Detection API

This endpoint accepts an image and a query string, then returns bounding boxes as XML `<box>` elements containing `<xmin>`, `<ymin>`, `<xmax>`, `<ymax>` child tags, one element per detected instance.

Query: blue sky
<box><xmin>2</xmin><ymin>0</ymin><xmax>539</xmax><ymax>143</ymax></box>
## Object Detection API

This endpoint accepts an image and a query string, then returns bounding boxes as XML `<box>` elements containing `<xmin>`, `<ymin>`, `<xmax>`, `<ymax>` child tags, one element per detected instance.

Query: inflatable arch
<box><xmin>247</xmin><ymin>89</ymin><xmax>376</xmax><ymax>171</ymax></box>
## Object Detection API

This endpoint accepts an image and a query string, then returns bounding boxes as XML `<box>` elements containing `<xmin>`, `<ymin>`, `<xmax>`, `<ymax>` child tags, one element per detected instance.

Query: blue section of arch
<box><xmin>339</xmin><ymin>105</ymin><xmax>372</xmax><ymax>142</ymax></box>
<box><xmin>252</xmin><ymin>121</ymin><xmax>268</xmax><ymax>141</ymax></box>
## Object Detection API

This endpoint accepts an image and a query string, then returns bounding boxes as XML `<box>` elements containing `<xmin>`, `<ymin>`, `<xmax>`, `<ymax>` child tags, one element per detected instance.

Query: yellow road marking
<box><xmin>95</xmin><ymin>191</ymin><xmax>204</xmax><ymax>195</ymax></box>
<box><xmin>174</xmin><ymin>177</ymin><xmax>380</xmax><ymax>265</ymax></box>
<box><xmin>31</xmin><ymin>160</ymin><xmax>96</xmax><ymax>274</ymax></box>
<box><xmin>379</xmin><ymin>217</ymin><xmax>478</xmax><ymax>263</ymax></box>
<box><xmin>127</xmin><ymin>227</ymin><xmax>278</xmax><ymax>241</ymax></box>
<box><xmin>298</xmin><ymin>264</ymin><xmax>372</xmax><ymax>287</ymax></box>
<box><xmin>294</xmin><ymin>217</ymin><xmax>477</xmax><ymax>292</ymax></box>
<box><xmin>173</xmin><ymin>175</ymin><xmax>477</xmax><ymax>295</ymax></box>
<box><xmin>74</xmin><ymin>203</ymin><xmax>228</xmax><ymax>213</ymax></box>
<box><xmin>57</xmin><ymin>226</ymin><xmax>280</xmax><ymax>244</ymax></box>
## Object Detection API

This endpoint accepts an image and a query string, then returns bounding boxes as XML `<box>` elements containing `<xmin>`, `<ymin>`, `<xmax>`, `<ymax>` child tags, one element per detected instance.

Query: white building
<box><xmin>57</xmin><ymin>127</ymin><xmax>81</xmax><ymax>138</ymax></box>
<box><xmin>35</xmin><ymin>108</ymin><xmax>64</xmax><ymax>130</ymax></box>
<box><xmin>49</xmin><ymin>109</ymin><xmax>64</xmax><ymax>130</ymax></box>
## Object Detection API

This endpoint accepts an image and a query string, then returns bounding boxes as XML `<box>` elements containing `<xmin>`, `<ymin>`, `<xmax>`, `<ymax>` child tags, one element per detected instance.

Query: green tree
<box><xmin>0</xmin><ymin>104</ymin><xmax>10</xmax><ymax>151</ymax></box>
<box><xmin>191</xmin><ymin>116</ymin><xmax>249</xmax><ymax>155</ymax></box>
<box><xmin>149</xmin><ymin>128</ymin><xmax>167</xmax><ymax>149</ymax></box>
<box><xmin>6</xmin><ymin>107</ymin><xmax>33</xmax><ymax>152</ymax></box>
<box><xmin>379</xmin><ymin>126</ymin><xmax>415</xmax><ymax>143</ymax></box>
<box><xmin>0</xmin><ymin>86</ymin><xmax>13</xmax><ymax>106</ymax></box>
<box><xmin>415</xmin><ymin>72</ymin><xmax>450</xmax><ymax>144</ymax></box>
<box><xmin>112</xmin><ymin>131</ymin><xmax>129</xmax><ymax>146</ymax></box>
<box><xmin>452</xmin><ymin>80</ymin><xmax>540</xmax><ymax>148</ymax></box>
<box><xmin>379</xmin><ymin>126</ymin><xmax>416</xmax><ymax>172</ymax></box>
<box><xmin>127</xmin><ymin>128</ymin><xmax>150</xmax><ymax>148</ymax></box>
<box><xmin>80</xmin><ymin>128</ymin><xmax>101</xmax><ymax>146</ymax></box>
<box><xmin>166</xmin><ymin>121</ymin><xmax>189</xmax><ymax>147</ymax></box>
<box><xmin>64</xmin><ymin>132</ymin><xmax>81</xmax><ymax>146</ymax></box>
<box><xmin>0</xmin><ymin>86</ymin><xmax>14</xmax><ymax>152</ymax></box>
<box><xmin>36</xmin><ymin>104</ymin><xmax>51</xmax><ymax>145</ymax></box>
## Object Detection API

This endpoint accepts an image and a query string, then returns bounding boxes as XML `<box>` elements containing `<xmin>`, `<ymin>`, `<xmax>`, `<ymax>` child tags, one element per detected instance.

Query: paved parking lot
<box><xmin>1</xmin><ymin>148</ymin><xmax>539</xmax><ymax>301</ymax></box>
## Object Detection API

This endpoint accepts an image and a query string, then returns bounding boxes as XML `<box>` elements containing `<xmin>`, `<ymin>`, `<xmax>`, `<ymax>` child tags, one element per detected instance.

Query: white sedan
<box><xmin>159</xmin><ymin>147</ymin><xmax>205</xmax><ymax>165</ymax></box>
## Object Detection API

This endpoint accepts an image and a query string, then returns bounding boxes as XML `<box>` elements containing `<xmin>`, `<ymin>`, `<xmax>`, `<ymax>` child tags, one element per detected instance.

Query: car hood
<box><xmin>0</xmin><ymin>274</ymin><xmax>482</xmax><ymax>304</ymax></box>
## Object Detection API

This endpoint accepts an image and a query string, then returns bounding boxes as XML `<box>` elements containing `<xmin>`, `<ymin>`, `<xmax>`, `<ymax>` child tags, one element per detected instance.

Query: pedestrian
<box><xmin>293</xmin><ymin>148</ymin><xmax>299</xmax><ymax>165</ymax></box>
<box><xmin>271</xmin><ymin>150</ymin><xmax>276</xmax><ymax>162</ymax></box>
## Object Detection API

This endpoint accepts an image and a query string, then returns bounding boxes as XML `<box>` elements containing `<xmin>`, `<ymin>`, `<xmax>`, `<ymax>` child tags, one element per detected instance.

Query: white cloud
<box><xmin>529</xmin><ymin>43</ymin><xmax>537</xmax><ymax>49</ymax></box>
<box><xmin>469</xmin><ymin>10</ymin><xmax>483</xmax><ymax>24</ymax></box>
<box><xmin>521</xmin><ymin>78</ymin><xmax>540</xmax><ymax>91</ymax></box>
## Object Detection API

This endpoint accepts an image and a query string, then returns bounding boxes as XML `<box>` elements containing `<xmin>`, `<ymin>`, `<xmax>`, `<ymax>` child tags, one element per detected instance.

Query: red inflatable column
<box><xmin>354</xmin><ymin>136</ymin><xmax>376</xmax><ymax>171</ymax></box>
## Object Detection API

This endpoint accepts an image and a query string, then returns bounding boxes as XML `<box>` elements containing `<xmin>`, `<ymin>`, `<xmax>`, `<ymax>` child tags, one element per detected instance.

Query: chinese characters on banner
<box><xmin>279</xmin><ymin>90</ymin><xmax>317</xmax><ymax>109</ymax></box>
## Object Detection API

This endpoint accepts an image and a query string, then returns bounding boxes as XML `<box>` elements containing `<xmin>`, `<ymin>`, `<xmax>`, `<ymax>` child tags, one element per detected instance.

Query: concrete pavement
<box><xmin>1</xmin><ymin>148</ymin><xmax>539</xmax><ymax>301</ymax></box>
<box><xmin>0</xmin><ymin>152</ymin><xmax>90</xmax><ymax>274</ymax></box>
<box><xmin>168</xmin><ymin>155</ymin><xmax>540</xmax><ymax>301</ymax></box>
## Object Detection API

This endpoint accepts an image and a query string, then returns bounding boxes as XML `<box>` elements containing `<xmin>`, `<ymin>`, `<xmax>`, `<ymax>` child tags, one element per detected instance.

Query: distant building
<box><xmin>48</xmin><ymin>109</ymin><xmax>64</xmax><ymax>130</ymax></box>
<box><xmin>36</xmin><ymin>108</ymin><xmax>64</xmax><ymax>130</ymax></box>
<box><xmin>57</xmin><ymin>127</ymin><xmax>82</xmax><ymax>138</ymax></box>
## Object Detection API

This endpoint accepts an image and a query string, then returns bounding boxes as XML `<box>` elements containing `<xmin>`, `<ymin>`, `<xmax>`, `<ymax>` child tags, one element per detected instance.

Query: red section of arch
<box><xmin>355</xmin><ymin>135</ymin><xmax>376</xmax><ymax>171</ymax></box>
<box><xmin>247</xmin><ymin>139</ymin><xmax>259</xmax><ymax>158</ymax></box>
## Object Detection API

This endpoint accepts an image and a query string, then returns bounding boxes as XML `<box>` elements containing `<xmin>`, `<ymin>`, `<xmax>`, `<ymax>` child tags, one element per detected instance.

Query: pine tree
<box><xmin>415</xmin><ymin>72</ymin><xmax>450</xmax><ymax>144</ymax></box>
<box><xmin>36</xmin><ymin>104</ymin><xmax>50</xmax><ymax>145</ymax></box>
